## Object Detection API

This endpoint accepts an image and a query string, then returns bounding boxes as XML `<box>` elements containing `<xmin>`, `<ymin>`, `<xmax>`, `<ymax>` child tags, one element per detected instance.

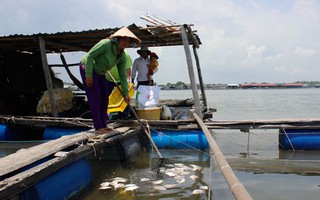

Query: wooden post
<box><xmin>187</xmin><ymin>26</ymin><xmax>207</xmax><ymax>109</ymax></box>
<box><xmin>39</xmin><ymin>36</ymin><xmax>58</xmax><ymax>117</ymax></box>
<box><xmin>180</xmin><ymin>24</ymin><xmax>202</xmax><ymax>117</ymax></box>
<box><xmin>193</xmin><ymin>112</ymin><xmax>253</xmax><ymax>200</ymax></box>
<box><xmin>192</xmin><ymin>45</ymin><xmax>207</xmax><ymax>108</ymax></box>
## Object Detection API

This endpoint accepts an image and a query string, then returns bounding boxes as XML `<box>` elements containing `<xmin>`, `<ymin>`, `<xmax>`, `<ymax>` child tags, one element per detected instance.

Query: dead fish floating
<box><xmin>99</xmin><ymin>185</ymin><xmax>112</xmax><ymax>190</ymax></box>
<box><xmin>98</xmin><ymin>163</ymin><xmax>206</xmax><ymax>193</ymax></box>
<box><xmin>99</xmin><ymin>183</ymin><xmax>140</xmax><ymax>191</ymax></box>
<box><xmin>112</xmin><ymin>177</ymin><xmax>128</xmax><ymax>183</ymax></box>
<box><xmin>153</xmin><ymin>185</ymin><xmax>167</xmax><ymax>191</ymax></box>
<box><xmin>200</xmin><ymin>185</ymin><xmax>208</xmax><ymax>190</ymax></box>
<box><xmin>140</xmin><ymin>178</ymin><xmax>150</xmax><ymax>182</ymax></box>
<box><xmin>163</xmin><ymin>184</ymin><xmax>177</xmax><ymax>189</ymax></box>
<box><xmin>192</xmin><ymin>189</ymin><xmax>205</xmax><ymax>195</ymax></box>
<box><xmin>152</xmin><ymin>180</ymin><xmax>164</xmax><ymax>185</ymax></box>
<box><xmin>100</xmin><ymin>182</ymin><xmax>110</xmax><ymax>187</ymax></box>
<box><xmin>124</xmin><ymin>184</ymin><xmax>139</xmax><ymax>192</ymax></box>
<box><xmin>190</xmin><ymin>164</ymin><xmax>202</xmax><ymax>171</ymax></box>
<box><xmin>190</xmin><ymin>175</ymin><xmax>199</xmax><ymax>180</ymax></box>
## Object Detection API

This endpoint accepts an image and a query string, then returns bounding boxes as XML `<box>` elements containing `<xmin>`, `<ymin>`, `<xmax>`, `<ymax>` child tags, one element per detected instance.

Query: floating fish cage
<box><xmin>279</xmin><ymin>128</ymin><xmax>320</xmax><ymax>150</ymax></box>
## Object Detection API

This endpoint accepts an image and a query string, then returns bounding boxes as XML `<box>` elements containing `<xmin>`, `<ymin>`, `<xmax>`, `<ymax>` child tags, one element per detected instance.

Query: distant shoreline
<box><xmin>160</xmin><ymin>87</ymin><xmax>320</xmax><ymax>90</ymax></box>
<box><xmin>159</xmin><ymin>83</ymin><xmax>320</xmax><ymax>90</ymax></box>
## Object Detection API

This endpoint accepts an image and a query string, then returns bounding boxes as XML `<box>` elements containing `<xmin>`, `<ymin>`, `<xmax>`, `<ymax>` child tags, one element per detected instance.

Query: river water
<box><xmin>82</xmin><ymin>88</ymin><xmax>320</xmax><ymax>200</ymax></box>
<box><xmin>2</xmin><ymin>89</ymin><xmax>320</xmax><ymax>199</ymax></box>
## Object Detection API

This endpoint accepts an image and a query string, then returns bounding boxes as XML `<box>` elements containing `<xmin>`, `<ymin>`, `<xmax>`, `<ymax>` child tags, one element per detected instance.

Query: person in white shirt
<box><xmin>131</xmin><ymin>46</ymin><xmax>158</xmax><ymax>88</ymax></box>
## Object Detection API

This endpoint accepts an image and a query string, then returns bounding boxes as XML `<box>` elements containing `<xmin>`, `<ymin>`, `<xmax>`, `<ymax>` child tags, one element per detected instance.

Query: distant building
<box><xmin>240</xmin><ymin>83</ymin><xmax>304</xmax><ymax>89</ymax></box>
<box><xmin>282</xmin><ymin>83</ymin><xmax>305</xmax><ymax>88</ymax></box>
<box><xmin>226</xmin><ymin>84</ymin><xmax>240</xmax><ymax>89</ymax></box>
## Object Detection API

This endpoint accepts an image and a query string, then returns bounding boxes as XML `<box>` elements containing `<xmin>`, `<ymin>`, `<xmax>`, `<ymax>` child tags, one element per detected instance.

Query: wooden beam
<box><xmin>45</xmin><ymin>40</ymin><xmax>88</xmax><ymax>52</ymax></box>
<box><xmin>39</xmin><ymin>36</ymin><xmax>58</xmax><ymax>116</ymax></box>
<box><xmin>0</xmin><ymin>132</ymin><xmax>95</xmax><ymax>176</ymax></box>
<box><xmin>192</xmin><ymin>45</ymin><xmax>207</xmax><ymax>108</ymax></box>
<box><xmin>180</xmin><ymin>25</ymin><xmax>202</xmax><ymax>117</ymax></box>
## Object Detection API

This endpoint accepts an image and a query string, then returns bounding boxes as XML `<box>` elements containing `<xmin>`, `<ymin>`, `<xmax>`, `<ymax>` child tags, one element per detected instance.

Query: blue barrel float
<box><xmin>43</xmin><ymin>126</ymin><xmax>90</xmax><ymax>140</ymax></box>
<box><xmin>0</xmin><ymin>123</ymin><xmax>90</xmax><ymax>141</ymax></box>
<box><xmin>279</xmin><ymin>128</ymin><xmax>320</xmax><ymax>150</ymax></box>
<box><xmin>0</xmin><ymin>123</ymin><xmax>6</xmax><ymax>140</ymax></box>
<box><xmin>151</xmin><ymin>129</ymin><xmax>209</xmax><ymax>149</ymax></box>
<box><xmin>19</xmin><ymin>158</ymin><xmax>92</xmax><ymax>199</ymax></box>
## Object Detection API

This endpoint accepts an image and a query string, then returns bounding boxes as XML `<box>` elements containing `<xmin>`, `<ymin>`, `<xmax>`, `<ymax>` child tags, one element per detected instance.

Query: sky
<box><xmin>1</xmin><ymin>0</ymin><xmax>319</xmax><ymax>85</ymax></box>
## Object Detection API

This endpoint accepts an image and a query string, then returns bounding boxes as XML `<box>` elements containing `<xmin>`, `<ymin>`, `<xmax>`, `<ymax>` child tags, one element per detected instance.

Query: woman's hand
<box><xmin>86</xmin><ymin>77</ymin><xmax>93</xmax><ymax>87</ymax></box>
<box><xmin>124</xmin><ymin>95</ymin><xmax>130</xmax><ymax>104</ymax></box>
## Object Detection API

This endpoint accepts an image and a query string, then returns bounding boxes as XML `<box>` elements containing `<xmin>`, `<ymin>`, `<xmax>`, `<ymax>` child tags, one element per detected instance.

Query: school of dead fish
<box><xmin>98</xmin><ymin>163</ymin><xmax>208</xmax><ymax>195</ymax></box>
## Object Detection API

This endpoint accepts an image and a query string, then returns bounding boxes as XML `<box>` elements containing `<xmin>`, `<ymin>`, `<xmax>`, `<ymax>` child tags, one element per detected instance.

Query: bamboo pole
<box><xmin>180</xmin><ymin>25</ymin><xmax>202</xmax><ymax>117</ymax></box>
<box><xmin>193</xmin><ymin>112</ymin><xmax>253</xmax><ymax>200</ymax></box>
<box><xmin>106</xmin><ymin>71</ymin><xmax>163</xmax><ymax>160</ymax></box>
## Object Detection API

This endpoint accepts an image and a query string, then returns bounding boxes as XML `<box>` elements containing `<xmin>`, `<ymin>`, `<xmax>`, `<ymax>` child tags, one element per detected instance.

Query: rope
<box><xmin>151</xmin><ymin>128</ymin><xmax>213</xmax><ymax>157</ymax></box>
<box><xmin>5</xmin><ymin>116</ymin><xmax>16</xmax><ymax>124</ymax></box>
<box><xmin>282</xmin><ymin>125</ymin><xmax>295</xmax><ymax>151</ymax></box>
<box><xmin>69</xmin><ymin>118</ymin><xmax>92</xmax><ymax>128</ymax></box>
<box><xmin>81</xmin><ymin>131</ymin><xmax>99</xmax><ymax>156</ymax></box>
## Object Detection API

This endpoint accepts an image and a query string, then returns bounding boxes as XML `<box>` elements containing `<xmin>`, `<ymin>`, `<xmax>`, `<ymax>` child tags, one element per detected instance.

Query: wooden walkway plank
<box><xmin>0</xmin><ymin>127</ymin><xmax>133</xmax><ymax>199</ymax></box>
<box><xmin>0</xmin><ymin>131</ymin><xmax>95</xmax><ymax>176</ymax></box>
<box><xmin>0</xmin><ymin>157</ymin><xmax>61</xmax><ymax>199</ymax></box>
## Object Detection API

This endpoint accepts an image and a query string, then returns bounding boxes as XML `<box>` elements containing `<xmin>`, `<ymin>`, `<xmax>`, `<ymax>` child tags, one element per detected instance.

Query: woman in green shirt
<box><xmin>79</xmin><ymin>27</ymin><xmax>140</xmax><ymax>133</ymax></box>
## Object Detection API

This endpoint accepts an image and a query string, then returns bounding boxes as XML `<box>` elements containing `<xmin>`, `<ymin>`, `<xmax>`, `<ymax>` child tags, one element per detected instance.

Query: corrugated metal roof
<box><xmin>0</xmin><ymin>23</ymin><xmax>201</xmax><ymax>53</ymax></box>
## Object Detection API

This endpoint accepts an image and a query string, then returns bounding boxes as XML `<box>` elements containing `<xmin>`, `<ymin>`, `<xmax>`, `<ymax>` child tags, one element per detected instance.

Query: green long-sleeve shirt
<box><xmin>81</xmin><ymin>39</ymin><xmax>128</xmax><ymax>95</ymax></box>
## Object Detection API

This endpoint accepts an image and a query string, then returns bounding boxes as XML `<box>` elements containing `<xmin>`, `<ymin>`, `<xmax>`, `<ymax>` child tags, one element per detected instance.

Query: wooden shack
<box><xmin>0</xmin><ymin>15</ymin><xmax>209</xmax><ymax>120</ymax></box>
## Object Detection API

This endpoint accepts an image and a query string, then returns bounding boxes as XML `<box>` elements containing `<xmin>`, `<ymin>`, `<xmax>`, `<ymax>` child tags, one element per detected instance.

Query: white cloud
<box><xmin>294</xmin><ymin>47</ymin><xmax>316</xmax><ymax>57</ymax></box>
<box><xmin>1</xmin><ymin>0</ymin><xmax>320</xmax><ymax>84</ymax></box>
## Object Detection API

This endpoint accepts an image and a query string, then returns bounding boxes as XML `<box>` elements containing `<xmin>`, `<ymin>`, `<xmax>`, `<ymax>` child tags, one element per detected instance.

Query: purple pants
<box><xmin>79</xmin><ymin>63</ymin><xmax>110</xmax><ymax>130</ymax></box>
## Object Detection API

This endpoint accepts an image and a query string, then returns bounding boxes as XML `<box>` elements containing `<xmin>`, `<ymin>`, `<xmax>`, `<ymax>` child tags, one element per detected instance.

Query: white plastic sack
<box><xmin>136</xmin><ymin>85</ymin><xmax>160</xmax><ymax>108</ymax></box>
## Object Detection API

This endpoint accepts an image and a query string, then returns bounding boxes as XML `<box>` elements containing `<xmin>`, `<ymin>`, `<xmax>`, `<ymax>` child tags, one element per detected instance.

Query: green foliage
<box><xmin>176</xmin><ymin>81</ymin><xmax>185</xmax><ymax>86</ymax></box>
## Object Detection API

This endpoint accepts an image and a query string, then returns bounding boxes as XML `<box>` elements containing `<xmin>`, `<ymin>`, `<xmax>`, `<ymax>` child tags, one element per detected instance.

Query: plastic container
<box><xmin>107</xmin><ymin>83</ymin><xmax>134</xmax><ymax>113</ymax></box>
<box><xmin>135</xmin><ymin>107</ymin><xmax>161</xmax><ymax>120</ymax></box>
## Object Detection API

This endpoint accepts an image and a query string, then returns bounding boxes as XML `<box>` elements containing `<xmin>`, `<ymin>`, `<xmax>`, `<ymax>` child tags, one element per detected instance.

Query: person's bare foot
<box><xmin>95</xmin><ymin>127</ymin><xmax>114</xmax><ymax>134</ymax></box>
<box><xmin>95</xmin><ymin>129</ymin><xmax>106</xmax><ymax>134</ymax></box>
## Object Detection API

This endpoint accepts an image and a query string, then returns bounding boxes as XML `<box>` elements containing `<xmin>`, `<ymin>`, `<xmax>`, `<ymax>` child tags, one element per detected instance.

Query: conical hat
<box><xmin>109</xmin><ymin>27</ymin><xmax>141</xmax><ymax>44</ymax></box>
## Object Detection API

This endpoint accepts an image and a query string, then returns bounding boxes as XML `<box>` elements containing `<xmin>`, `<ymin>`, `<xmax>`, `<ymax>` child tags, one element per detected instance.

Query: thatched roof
<box><xmin>0</xmin><ymin>23</ymin><xmax>201</xmax><ymax>54</ymax></box>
